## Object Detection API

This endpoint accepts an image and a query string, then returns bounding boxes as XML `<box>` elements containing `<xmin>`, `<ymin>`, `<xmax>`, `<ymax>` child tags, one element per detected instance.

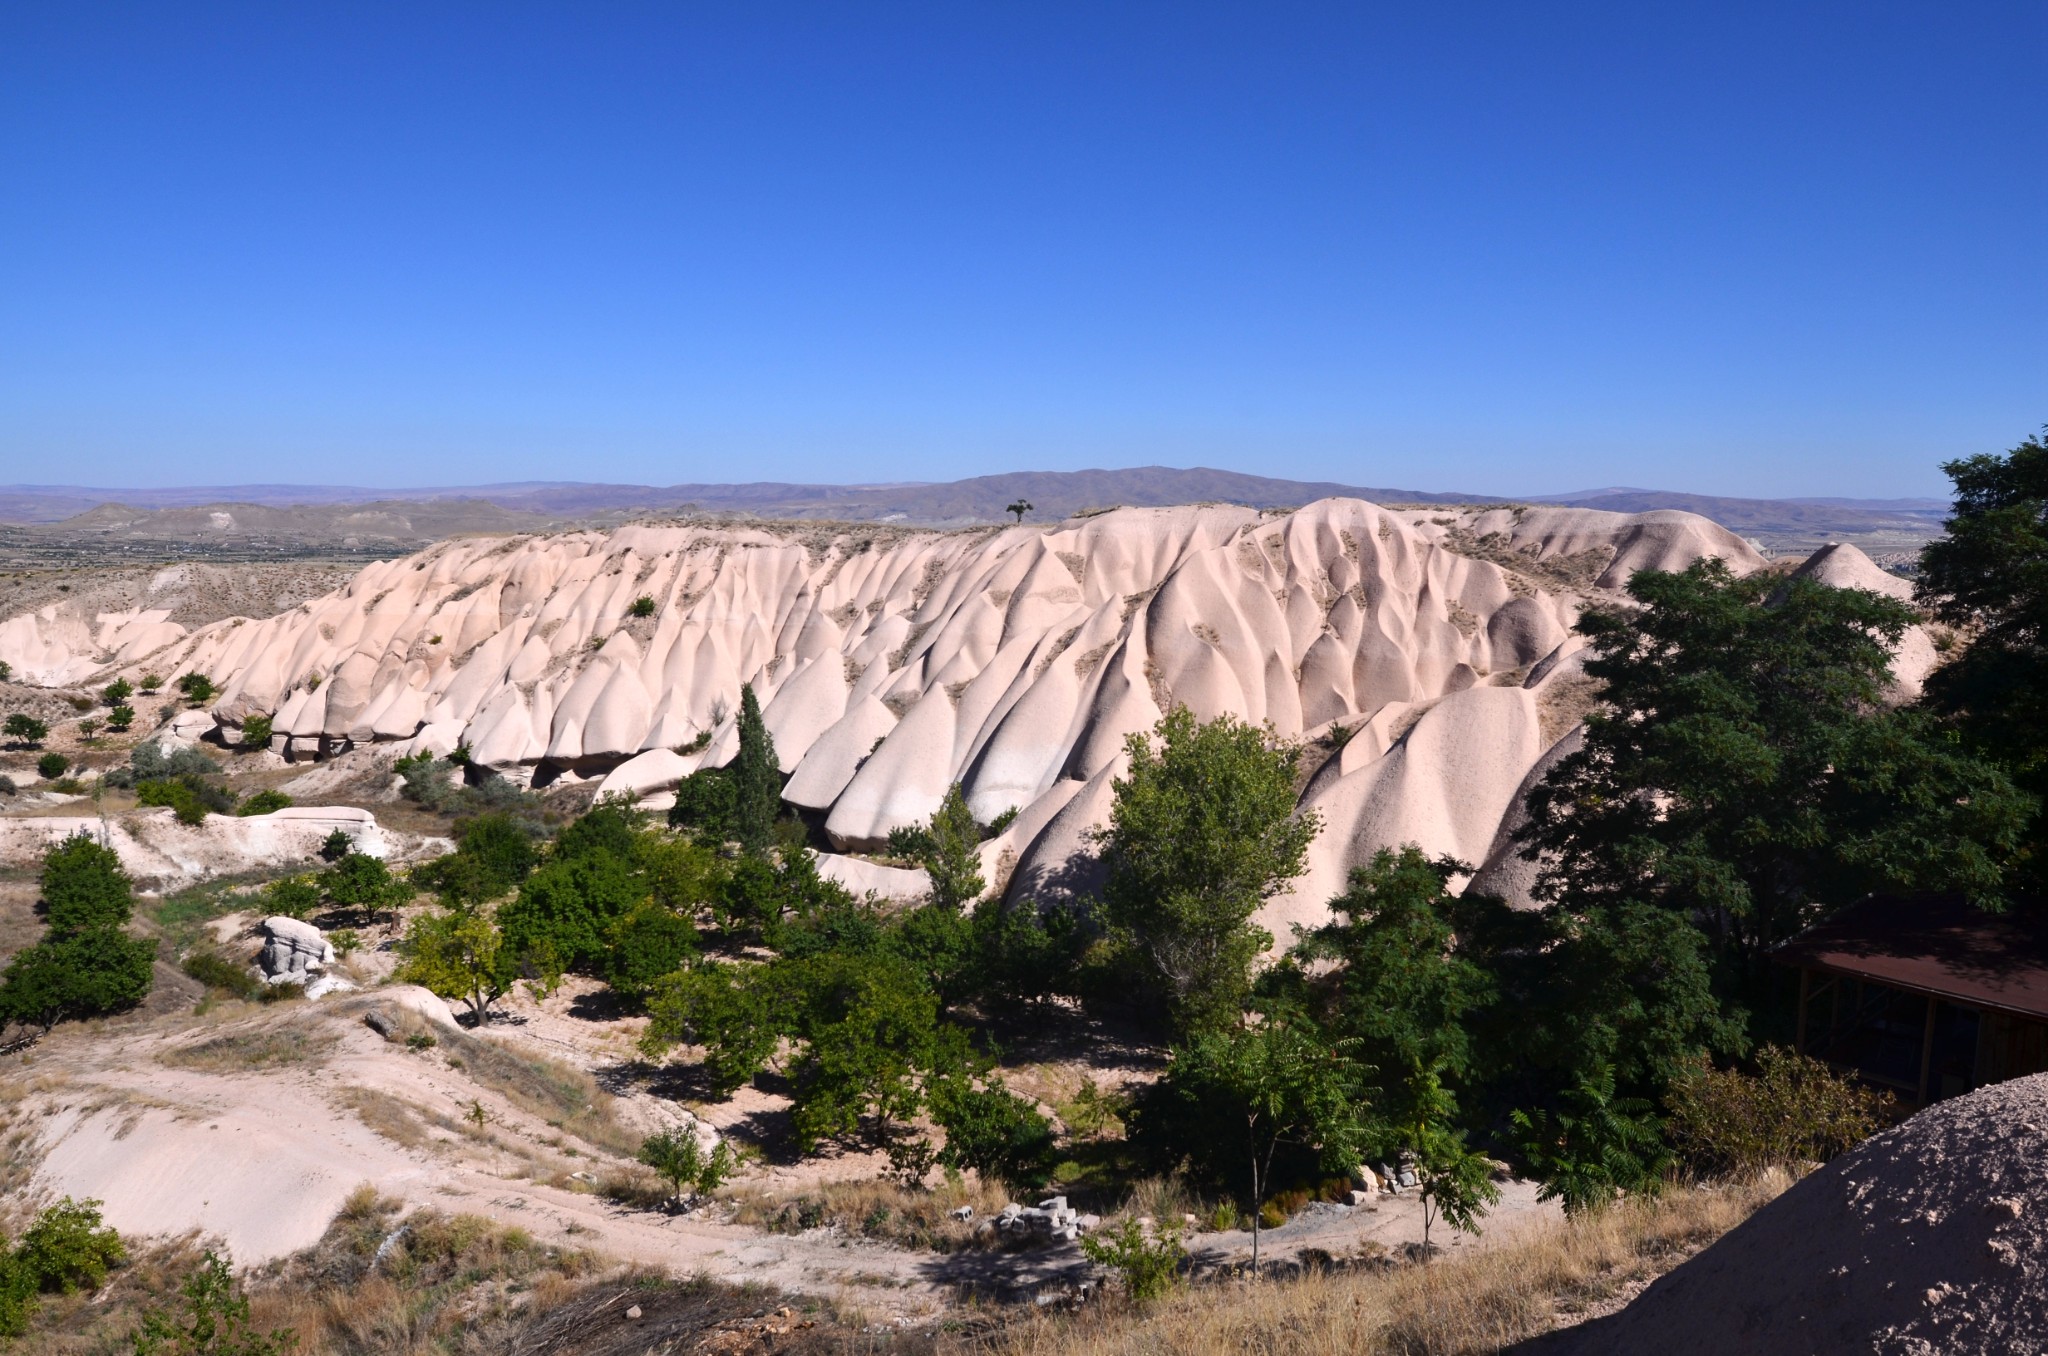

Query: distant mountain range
<box><xmin>0</xmin><ymin>467</ymin><xmax>1951</xmax><ymax>558</ymax></box>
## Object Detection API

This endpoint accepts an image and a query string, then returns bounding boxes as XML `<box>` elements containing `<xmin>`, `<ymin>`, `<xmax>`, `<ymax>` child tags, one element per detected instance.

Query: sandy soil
<box><xmin>5</xmin><ymin>967</ymin><xmax>1561</xmax><ymax>1319</ymax></box>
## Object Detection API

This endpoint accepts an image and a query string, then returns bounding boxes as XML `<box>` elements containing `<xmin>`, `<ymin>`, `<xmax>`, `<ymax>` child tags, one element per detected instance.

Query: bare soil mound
<box><xmin>1542</xmin><ymin>1073</ymin><xmax>2048</xmax><ymax>1355</ymax></box>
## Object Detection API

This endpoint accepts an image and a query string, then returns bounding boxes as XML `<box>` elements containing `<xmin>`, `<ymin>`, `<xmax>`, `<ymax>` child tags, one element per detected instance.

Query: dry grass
<box><xmin>727</xmin><ymin>1173</ymin><xmax>1016</xmax><ymax>1253</ymax></box>
<box><xmin>435</xmin><ymin>1023</ymin><xmax>642</xmax><ymax>1160</ymax></box>
<box><xmin>158</xmin><ymin>1018</ymin><xmax>337</xmax><ymax>1071</ymax></box>
<box><xmin>988</xmin><ymin>1171</ymin><xmax>1792</xmax><ymax>1356</ymax></box>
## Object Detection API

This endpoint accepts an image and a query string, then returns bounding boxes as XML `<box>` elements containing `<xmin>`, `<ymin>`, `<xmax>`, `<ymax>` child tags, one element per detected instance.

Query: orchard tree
<box><xmin>1093</xmin><ymin>707</ymin><xmax>1319</xmax><ymax>1039</ymax></box>
<box><xmin>399</xmin><ymin>908</ymin><xmax>511</xmax><ymax>1024</ymax></box>
<box><xmin>4</xmin><ymin>714</ymin><xmax>48</xmax><ymax>747</ymax></box>
<box><xmin>0</xmin><ymin>834</ymin><xmax>154</xmax><ymax>1037</ymax></box>
<box><xmin>887</xmin><ymin>781</ymin><xmax>985</xmax><ymax>912</ymax></box>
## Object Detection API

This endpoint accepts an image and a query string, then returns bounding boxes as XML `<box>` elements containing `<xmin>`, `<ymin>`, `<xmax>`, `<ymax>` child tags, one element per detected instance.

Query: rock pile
<box><xmin>995</xmin><ymin>1196</ymin><xmax>1097</xmax><ymax>1244</ymax></box>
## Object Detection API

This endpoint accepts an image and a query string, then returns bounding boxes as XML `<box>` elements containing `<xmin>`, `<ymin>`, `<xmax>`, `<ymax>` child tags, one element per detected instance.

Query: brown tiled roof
<box><xmin>1774</xmin><ymin>894</ymin><xmax>2048</xmax><ymax>1021</ymax></box>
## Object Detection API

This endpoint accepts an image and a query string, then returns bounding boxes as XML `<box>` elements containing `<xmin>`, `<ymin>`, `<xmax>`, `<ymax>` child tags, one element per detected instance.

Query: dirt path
<box><xmin>8</xmin><ymin>983</ymin><xmax>1559</xmax><ymax>1323</ymax></box>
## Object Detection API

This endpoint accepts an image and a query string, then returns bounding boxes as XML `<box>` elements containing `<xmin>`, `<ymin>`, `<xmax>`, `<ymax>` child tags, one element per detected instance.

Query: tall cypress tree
<box><xmin>732</xmin><ymin>683</ymin><xmax>782</xmax><ymax>856</ymax></box>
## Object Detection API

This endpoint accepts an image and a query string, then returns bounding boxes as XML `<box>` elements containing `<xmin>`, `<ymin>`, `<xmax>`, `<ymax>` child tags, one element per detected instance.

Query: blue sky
<box><xmin>1</xmin><ymin>3</ymin><xmax>2041</xmax><ymax>497</ymax></box>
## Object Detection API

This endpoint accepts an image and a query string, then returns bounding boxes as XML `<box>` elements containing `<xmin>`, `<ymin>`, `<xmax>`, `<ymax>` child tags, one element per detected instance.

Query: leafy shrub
<box><xmin>107</xmin><ymin>704</ymin><xmax>135</xmax><ymax>731</ymax></box>
<box><xmin>36</xmin><ymin>752</ymin><xmax>68</xmax><ymax>780</ymax></box>
<box><xmin>931</xmin><ymin>1079</ymin><xmax>1057</xmax><ymax>1190</ymax></box>
<box><xmin>396</xmin><ymin>749</ymin><xmax>457</xmax><ymax>808</ymax></box>
<box><xmin>174</xmin><ymin>673</ymin><xmax>216</xmax><ymax>704</ymax></box>
<box><xmin>236</xmin><ymin>789</ymin><xmax>292</xmax><ymax>816</ymax></box>
<box><xmin>1665</xmin><ymin>1046</ymin><xmax>1890</xmax><ymax>1177</ymax></box>
<box><xmin>0</xmin><ymin>659</ymin><xmax>10</xmax><ymax>680</ymax></box>
<box><xmin>138</xmin><ymin>778</ymin><xmax>216</xmax><ymax>824</ymax></box>
<box><xmin>138</xmin><ymin>672</ymin><xmax>162</xmax><ymax>692</ymax></box>
<box><xmin>497</xmin><ymin>851</ymin><xmax>643</xmax><ymax>975</ymax></box>
<box><xmin>129</xmin><ymin>1249</ymin><xmax>292</xmax><ymax>1355</ymax></box>
<box><xmin>636</xmin><ymin>1127</ymin><xmax>740</xmax><ymax>1205</ymax></box>
<box><xmin>261</xmin><ymin>875</ymin><xmax>320</xmax><ymax>920</ymax></box>
<box><xmin>0</xmin><ymin>1198</ymin><xmax>126</xmax><ymax>1336</ymax></box>
<box><xmin>102</xmin><ymin>678</ymin><xmax>133</xmax><ymax>706</ymax></box>
<box><xmin>182</xmin><ymin>948</ymin><xmax>261</xmax><ymax>1000</ymax></box>
<box><xmin>40</xmin><ymin>833</ymin><xmax>134</xmax><ymax>934</ymax></box>
<box><xmin>328</xmin><ymin>929</ymin><xmax>361</xmax><ymax>959</ymax></box>
<box><xmin>107</xmin><ymin>742</ymin><xmax>220</xmax><ymax>788</ymax></box>
<box><xmin>0</xmin><ymin>930</ymin><xmax>155</xmax><ymax>1033</ymax></box>
<box><xmin>319</xmin><ymin>828</ymin><xmax>354</xmax><ymax>862</ymax></box>
<box><xmin>628</xmin><ymin>594</ymin><xmax>657</xmax><ymax>618</ymax></box>
<box><xmin>238</xmin><ymin>713</ymin><xmax>273</xmax><ymax>748</ymax></box>
<box><xmin>0</xmin><ymin>775</ymin><xmax>15</xmax><ymax>795</ymax></box>
<box><xmin>77</xmin><ymin>717</ymin><xmax>100</xmax><ymax>741</ymax></box>
<box><xmin>675</xmin><ymin>728</ymin><xmax>713</xmax><ymax>755</ymax></box>
<box><xmin>322</xmin><ymin>851</ymin><xmax>412</xmax><ymax>922</ymax></box>
<box><xmin>1080</xmin><ymin>1216</ymin><xmax>1185</xmax><ymax>1300</ymax></box>
<box><xmin>412</xmin><ymin>812</ymin><xmax>539</xmax><ymax>904</ymax></box>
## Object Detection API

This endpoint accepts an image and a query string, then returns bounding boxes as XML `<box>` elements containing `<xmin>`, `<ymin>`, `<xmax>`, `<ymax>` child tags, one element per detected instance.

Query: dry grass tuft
<box><xmin>726</xmin><ymin>1173</ymin><xmax>1015</xmax><ymax>1253</ymax></box>
<box><xmin>159</xmin><ymin>1020</ymin><xmax>337</xmax><ymax>1071</ymax></box>
<box><xmin>436</xmin><ymin>1025</ymin><xmax>642</xmax><ymax>1159</ymax></box>
<box><xmin>991</xmin><ymin>1171</ymin><xmax>1792</xmax><ymax>1356</ymax></box>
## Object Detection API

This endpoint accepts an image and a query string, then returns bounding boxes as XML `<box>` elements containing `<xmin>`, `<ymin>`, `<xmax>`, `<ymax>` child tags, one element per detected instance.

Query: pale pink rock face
<box><xmin>5</xmin><ymin>498</ymin><xmax>1905</xmax><ymax>932</ymax></box>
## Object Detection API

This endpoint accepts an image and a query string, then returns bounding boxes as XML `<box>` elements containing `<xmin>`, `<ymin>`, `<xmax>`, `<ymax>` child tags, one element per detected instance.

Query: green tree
<box><xmin>260</xmin><ymin>875</ymin><xmax>320</xmax><ymax>920</ymax></box>
<box><xmin>1511</xmin><ymin>1063</ymin><xmax>1669</xmax><ymax>1215</ymax></box>
<box><xmin>603</xmin><ymin>902</ymin><xmax>700</xmax><ymax>1004</ymax></box>
<box><xmin>40</xmin><ymin>833</ymin><xmax>134</xmax><ymax>934</ymax></box>
<box><xmin>4</xmin><ymin>714</ymin><xmax>49</xmax><ymax>746</ymax></box>
<box><xmin>887</xmin><ymin>781</ymin><xmax>985</xmax><ymax>912</ymax></box>
<box><xmin>238</xmin><ymin>714</ymin><xmax>272</xmax><ymax>749</ymax></box>
<box><xmin>0</xmin><ymin>836</ymin><xmax>154</xmax><ymax>1037</ymax></box>
<box><xmin>78</xmin><ymin>717</ymin><xmax>101</xmax><ymax>743</ymax></box>
<box><xmin>1291</xmin><ymin>847</ymin><xmax>1492</xmax><ymax>1123</ymax></box>
<box><xmin>318</xmin><ymin>828</ymin><xmax>353</xmax><ymax>862</ymax></box>
<box><xmin>1399</xmin><ymin>1063</ymin><xmax>1502</xmax><ymax>1252</ymax></box>
<box><xmin>496</xmin><ymin>850</ymin><xmax>644</xmax><ymax>973</ymax></box>
<box><xmin>930</xmin><ymin>1077</ymin><xmax>1057</xmax><ymax>1191</ymax></box>
<box><xmin>399</xmin><ymin>908</ymin><xmax>512</xmax><ymax>1024</ymax></box>
<box><xmin>235</xmin><ymin>790</ymin><xmax>292</xmax><ymax>817</ymax></box>
<box><xmin>1093</xmin><ymin>707</ymin><xmax>1319</xmax><ymax>1039</ymax></box>
<box><xmin>130</xmin><ymin>1250</ymin><xmax>293</xmax><ymax>1356</ymax></box>
<box><xmin>636</xmin><ymin>1127</ymin><xmax>738</xmax><ymax>1207</ymax></box>
<box><xmin>0</xmin><ymin>930</ymin><xmax>155</xmax><ymax>1035</ymax></box>
<box><xmin>107</xmin><ymin>705</ymin><xmax>135</xmax><ymax>732</ymax></box>
<box><xmin>640</xmin><ymin>961</ymin><xmax>784</xmax><ymax>1096</ymax></box>
<box><xmin>1131</xmin><ymin>1011</ymin><xmax>1373</xmax><ymax>1271</ymax></box>
<box><xmin>0</xmin><ymin>1198</ymin><xmax>127</xmax><ymax>1338</ymax></box>
<box><xmin>103</xmin><ymin>678</ymin><xmax>133</xmax><ymax>706</ymax></box>
<box><xmin>668</xmin><ymin>765</ymin><xmax>739</xmax><ymax>840</ymax></box>
<box><xmin>1916</xmin><ymin>429</ymin><xmax>2048</xmax><ymax>884</ymax></box>
<box><xmin>320</xmin><ymin>851</ymin><xmax>412</xmax><ymax>924</ymax></box>
<box><xmin>411</xmin><ymin>813</ymin><xmax>538</xmax><ymax>906</ymax></box>
<box><xmin>1005</xmin><ymin>499</ymin><xmax>1033</xmax><ymax>523</ymax></box>
<box><xmin>36</xmin><ymin>752</ymin><xmax>67</xmax><ymax>781</ymax></box>
<box><xmin>1517</xmin><ymin>560</ymin><xmax>2031</xmax><ymax>1089</ymax></box>
<box><xmin>783</xmin><ymin>951</ymin><xmax>973</xmax><ymax>1152</ymax></box>
<box><xmin>174</xmin><ymin>673</ymin><xmax>216</xmax><ymax>705</ymax></box>
<box><xmin>730</xmin><ymin>683</ymin><xmax>782</xmax><ymax>856</ymax></box>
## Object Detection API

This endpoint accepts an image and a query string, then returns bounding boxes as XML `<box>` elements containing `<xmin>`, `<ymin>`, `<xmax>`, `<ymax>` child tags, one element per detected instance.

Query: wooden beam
<box><xmin>1918</xmin><ymin>995</ymin><xmax>1939</xmax><ymax>1105</ymax></box>
<box><xmin>1796</xmin><ymin>968</ymin><xmax>1811</xmax><ymax>1056</ymax></box>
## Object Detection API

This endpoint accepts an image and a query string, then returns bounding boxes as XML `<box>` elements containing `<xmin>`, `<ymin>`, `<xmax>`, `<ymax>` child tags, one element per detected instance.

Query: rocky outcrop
<box><xmin>259</xmin><ymin>916</ymin><xmax>334</xmax><ymax>983</ymax></box>
<box><xmin>3</xmin><ymin>498</ymin><xmax>1775</xmax><ymax>927</ymax></box>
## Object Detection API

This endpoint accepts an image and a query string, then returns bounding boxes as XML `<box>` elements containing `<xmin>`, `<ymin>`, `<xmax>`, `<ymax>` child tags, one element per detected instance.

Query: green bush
<box><xmin>0</xmin><ymin>929</ymin><xmax>155</xmax><ymax>1033</ymax></box>
<box><xmin>138</xmin><ymin>672</ymin><xmax>162</xmax><ymax>693</ymax></box>
<box><xmin>235</xmin><ymin>790</ymin><xmax>292</xmax><ymax>816</ymax></box>
<box><xmin>174</xmin><ymin>673</ymin><xmax>216</xmax><ymax>704</ymax></box>
<box><xmin>930</xmin><ymin>1079</ymin><xmax>1057</xmax><ymax>1190</ymax></box>
<box><xmin>137</xmin><ymin>778</ymin><xmax>213</xmax><ymax>824</ymax></box>
<box><xmin>1665</xmin><ymin>1045</ymin><xmax>1890</xmax><ymax>1177</ymax></box>
<box><xmin>1080</xmin><ymin>1216</ymin><xmax>1185</xmax><ymax>1301</ymax></box>
<box><xmin>102</xmin><ymin>678</ymin><xmax>133</xmax><ymax>706</ymax></box>
<box><xmin>628</xmin><ymin>594</ymin><xmax>657</xmax><ymax>618</ymax></box>
<box><xmin>322</xmin><ymin>851</ymin><xmax>412</xmax><ymax>922</ymax></box>
<box><xmin>238</xmin><ymin>714</ymin><xmax>273</xmax><ymax>749</ymax></box>
<box><xmin>107</xmin><ymin>704</ymin><xmax>135</xmax><ymax>731</ymax></box>
<box><xmin>129</xmin><ymin>1250</ymin><xmax>292</xmax><ymax>1356</ymax></box>
<box><xmin>182</xmin><ymin>948</ymin><xmax>262</xmax><ymax>999</ymax></box>
<box><xmin>0</xmin><ymin>1198</ymin><xmax>126</xmax><ymax>1337</ymax></box>
<box><xmin>412</xmin><ymin>813</ymin><xmax>539</xmax><ymax>905</ymax></box>
<box><xmin>319</xmin><ymin>828</ymin><xmax>354</xmax><ymax>862</ymax></box>
<box><xmin>497</xmin><ymin>851</ymin><xmax>643</xmax><ymax>975</ymax></box>
<box><xmin>260</xmin><ymin>875</ymin><xmax>320</xmax><ymax>920</ymax></box>
<box><xmin>636</xmin><ymin>1127</ymin><xmax>739</xmax><ymax>1206</ymax></box>
<box><xmin>36</xmin><ymin>752</ymin><xmax>68</xmax><ymax>780</ymax></box>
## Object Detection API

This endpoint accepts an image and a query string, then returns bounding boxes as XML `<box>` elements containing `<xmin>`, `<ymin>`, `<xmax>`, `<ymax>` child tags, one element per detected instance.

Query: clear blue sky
<box><xmin>2</xmin><ymin>3</ymin><xmax>2041</xmax><ymax>497</ymax></box>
